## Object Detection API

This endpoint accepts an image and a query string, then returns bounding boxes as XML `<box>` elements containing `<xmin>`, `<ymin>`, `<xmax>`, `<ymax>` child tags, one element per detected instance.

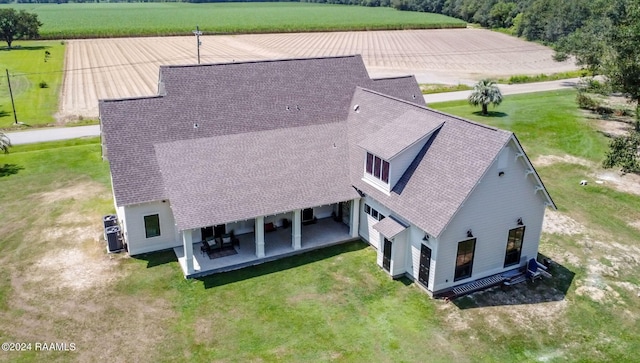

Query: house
<box><xmin>99</xmin><ymin>55</ymin><xmax>555</xmax><ymax>296</ymax></box>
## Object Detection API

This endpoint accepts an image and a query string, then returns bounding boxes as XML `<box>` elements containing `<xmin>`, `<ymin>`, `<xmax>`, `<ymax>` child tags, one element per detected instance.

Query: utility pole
<box><xmin>6</xmin><ymin>69</ymin><xmax>17</xmax><ymax>125</ymax></box>
<box><xmin>193</xmin><ymin>25</ymin><xmax>202</xmax><ymax>64</ymax></box>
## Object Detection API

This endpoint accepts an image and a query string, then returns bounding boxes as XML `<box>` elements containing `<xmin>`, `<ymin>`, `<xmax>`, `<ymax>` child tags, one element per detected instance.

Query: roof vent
<box><xmin>296</xmin><ymin>105</ymin><xmax>301</xmax><ymax>111</ymax></box>
<box><xmin>353</xmin><ymin>104</ymin><xmax>360</xmax><ymax>113</ymax></box>
<box><xmin>412</xmin><ymin>94</ymin><xmax>416</xmax><ymax>99</ymax></box>
<box><xmin>286</xmin><ymin>105</ymin><xmax>291</xmax><ymax>111</ymax></box>
<box><xmin>193</xmin><ymin>123</ymin><xmax>199</xmax><ymax>129</ymax></box>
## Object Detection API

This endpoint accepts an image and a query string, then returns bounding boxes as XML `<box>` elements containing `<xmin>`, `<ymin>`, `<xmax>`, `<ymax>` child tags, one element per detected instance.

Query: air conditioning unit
<box><xmin>105</xmin><ymin>226</ymin><xmax>124</xmax><ymax>253</ymax></box>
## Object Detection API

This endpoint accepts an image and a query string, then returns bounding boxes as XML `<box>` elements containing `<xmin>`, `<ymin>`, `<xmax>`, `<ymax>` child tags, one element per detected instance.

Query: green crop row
<box><xmin>0</xmin><ymin>3</ymin><xmax>466</xmax><ymax>39</ymax></box>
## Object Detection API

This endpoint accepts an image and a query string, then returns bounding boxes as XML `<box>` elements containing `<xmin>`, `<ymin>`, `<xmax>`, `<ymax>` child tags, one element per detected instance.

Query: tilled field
<box><xmin>60</xmin><ymin>28</ymin><xmax>576</xmax><ymax>119</ymax></box>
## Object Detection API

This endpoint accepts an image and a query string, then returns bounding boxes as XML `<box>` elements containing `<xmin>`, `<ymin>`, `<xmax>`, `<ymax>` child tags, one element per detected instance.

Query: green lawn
<box><xmin>430</xmin><ymin>89</ymin><xmax>609</xmax><ymax>161</ymax></box>
<box><xmin>1</xmin><ymin>91</ymin><xmax>639</xmax><ymax>362</ymax></box>
<box><xmin>0</xmin><ymin>3</ymin><xmax>465</xmax><ymax>39</ymax></box>
<box><xmin>0</xmin><ymin>40</ymin><xmax>65</xmax><ymax>128</ymax></box>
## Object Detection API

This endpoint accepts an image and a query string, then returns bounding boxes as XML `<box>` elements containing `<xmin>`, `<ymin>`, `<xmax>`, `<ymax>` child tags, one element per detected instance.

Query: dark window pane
<box><xmin>144</xmin><ymin>214</ymin><xmax>161</xmax><ymax>238</ymax></box>
<box><xmin>504</xmin><ymin>226</ymin><xmax>525</xmax><ymax>267</ymax></box>
<box><xmin>374</xmin><ymin>156</ymin><xmax>382</xmax><ymax>178</ymax></box>
<box><xmin>366</xmin><ymin>153</ymin><xmax>374</xmax><ymax>174</ymax></box>
<box><xmin>454</xmin><ymin>238</ymin><xmax>476</xmax><ymax>281</ymax></box>
<box><xmin>382</xmin><ymin>160</ymin><xmax>389</xmax><ymax>183</ymax></box>
<box><xmin>372</xmin><ymin>209</ymin><xmax>379</xmax><ymax>219</ymax></box>
<box><xmin>364</xmin><ymin>204</ymin><xmax>371</xmax><ymax>215</ymax></box>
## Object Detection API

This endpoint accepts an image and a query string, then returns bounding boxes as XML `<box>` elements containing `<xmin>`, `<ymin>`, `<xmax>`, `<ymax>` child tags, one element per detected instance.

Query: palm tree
<box><xmin>0</xmin><ymin>131</ymin><xmax>11</xmax><ymax>153</ymax></box>
<box><xmin>468</xmin><ymin>79</ymin><xmax>503</xmax><ymax>115</ymax></box>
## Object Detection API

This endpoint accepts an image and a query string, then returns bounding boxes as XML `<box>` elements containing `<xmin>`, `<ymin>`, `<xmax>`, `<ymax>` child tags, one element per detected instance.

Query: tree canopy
<box><xmin>468</xmin><ymin>79</ymin><xmax>503</xmax><ymax>115</ymax></box>
<box><xmin>0</xmin><ymin>8</ymin><xmax>42</xmax><ymax>48</ymax></box>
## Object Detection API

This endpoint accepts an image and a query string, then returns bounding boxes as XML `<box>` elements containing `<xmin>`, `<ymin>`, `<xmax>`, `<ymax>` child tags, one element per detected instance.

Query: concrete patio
<box><xmin>174</xmin><ymin>217</ymin><xmax>356</xmax><ymax>277</ymax></box>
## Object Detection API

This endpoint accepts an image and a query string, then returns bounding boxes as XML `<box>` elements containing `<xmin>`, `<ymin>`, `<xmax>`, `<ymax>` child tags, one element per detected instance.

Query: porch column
<box><xmin>255</xmin><ymin>216</ymin><xmax>265</xmax><ymax>258</ymax></box>
<box><xmin>183</xmin><ymin>229</ymin><xmax>195</xmax><ymax>275</ymax></box>
<box><xmin>292</xmin><ymin>209</ymin><xmax>302</xmax><ymax>250</ymax></box>
<box><xmin>350</xmin><ymin>198</ymin><xmax>360</xmax><ymax>238</ymax></box>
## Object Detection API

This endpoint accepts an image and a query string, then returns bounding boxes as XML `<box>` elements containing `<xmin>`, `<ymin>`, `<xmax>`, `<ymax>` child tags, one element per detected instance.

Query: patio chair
<box><xmin>200</xmin><ymin>240</ymin><xmax>212</xmax><ymax>256</ymax></box>
<box><xmin>526</xmin><ymin>258</ymin><xmax>551</xmax><ymax>281</ymax></box>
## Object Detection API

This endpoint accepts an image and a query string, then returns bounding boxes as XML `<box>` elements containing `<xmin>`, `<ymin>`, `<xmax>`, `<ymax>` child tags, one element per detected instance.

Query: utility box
<box><xmin>105</xmin><ymin>225</ymin><xmax>124</xmax><ymax>253</ymax></box>
<box><xmin>103</xmin><ymin>214</ymin><xmax>117</xmax><ymax>228</ymax></box>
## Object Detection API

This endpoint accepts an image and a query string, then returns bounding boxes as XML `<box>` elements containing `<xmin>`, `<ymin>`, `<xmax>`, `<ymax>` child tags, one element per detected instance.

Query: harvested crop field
<box><xmin>60</xmin><ymin>28</ymin><xmax>576</xmax><ymax>120</ymax></box>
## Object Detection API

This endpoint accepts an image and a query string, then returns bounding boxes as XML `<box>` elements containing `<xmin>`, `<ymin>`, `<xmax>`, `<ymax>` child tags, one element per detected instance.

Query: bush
<box><xmin>38</xmin><ymin>81</ymin><xmax>48</xmax><ymax>89</ymax></box>
<box><xmin>603</xmin><ymin>132</ymin><xmax>640</xmax><ymax>173</ymax></box>
<box><xmin>576</xmin><ymin>92</ymin><xmax>599</xmax><ymax>110</ymax></box>
<box><xmin>577</xmin><ymin>77</ymin><xmax>611</xmax><ymax>95</ymax></box>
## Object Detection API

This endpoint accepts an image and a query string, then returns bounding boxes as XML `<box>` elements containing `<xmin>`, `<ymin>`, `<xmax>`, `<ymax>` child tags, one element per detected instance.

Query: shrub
<box><xmin>38</xmin><ymin>81</ymin><xmax>48</xmax><ymax>89</ymax></box>
<box><xmin>603</xmin><ymin>132</ymin><xmax>640</xmax><ymax>173</ymax></box>
<box><xmin>576</xmin><ymin>92</ymin><xmax>599</xmax><ymax>110</ymax></box>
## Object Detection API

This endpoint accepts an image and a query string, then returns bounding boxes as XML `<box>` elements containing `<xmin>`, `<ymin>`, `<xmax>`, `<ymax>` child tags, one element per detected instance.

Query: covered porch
<box><xmin>174</xmin><ymin>199</ymin><xmax>360</xmax><ymax>278</ymax></box>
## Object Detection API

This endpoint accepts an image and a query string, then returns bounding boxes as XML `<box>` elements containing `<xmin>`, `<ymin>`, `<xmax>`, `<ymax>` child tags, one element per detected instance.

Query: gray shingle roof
<box><xmin>347</xmin><ymin>88</ymin><xmax>512</xmax><ymax>238</ymax></box>
<box><xmin>154</xmin><ymin>123</ymin><xmax>359</xmax><ymax>231</ymax></box>
<box><xmin>357</xmin><ymin>110</ymin><xmax>444</xmax><ymax>160</ymax></box>
<box><xmin>372</xmin><ymin>216</ymin><xmax>409</xmax><ymax>239</ymax></box>
<box><xmin>100</xmin><ymin>55</ymin><xmax>424</xmax><ymax>207</ymax></box>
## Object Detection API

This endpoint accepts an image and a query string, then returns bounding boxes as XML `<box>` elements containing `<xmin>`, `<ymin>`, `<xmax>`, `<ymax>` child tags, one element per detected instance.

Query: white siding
<box><xmin>390</xmin><ymin>231</ymin><xmax>407</xmax><ymax>277</ymax></box>
<box><xmin>123</xmin><ymin>201</ymin><xmax>179</xmax><ymax>255</ymax></box>
<box><xmin>388</xmin><ymin>136</ymin><xmax>429</xmax><ymax>189</ymax></box>
<box><xmin>432</xmin><ymin>141</ymin><xmax>548</xmax><ymax>292</ymax></box>
<box><xmin>358</xmin><ymin>197</ymin><xmax>393</xmax><ymax>250</ymax></box>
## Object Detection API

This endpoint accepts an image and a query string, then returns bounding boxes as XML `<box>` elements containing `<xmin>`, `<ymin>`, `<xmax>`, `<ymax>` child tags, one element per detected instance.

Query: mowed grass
<box><xmin>431</xmin><ymin>89</ymin><xmax>609</xmax><ymax>161</ymax></box>
<box><xmin>1</xmin><ymin>3</ymin><xmax>465</xmax><ymax>39</ymax></box>
<box><xmin>0</xmin><ymin>41</ymin><xmax>65</xmax><ymax>128</ymax></box>
<box><xmin>1</xmin><ymin>91</ymin><xmax>640</xmax><ymax>361</ymax></box>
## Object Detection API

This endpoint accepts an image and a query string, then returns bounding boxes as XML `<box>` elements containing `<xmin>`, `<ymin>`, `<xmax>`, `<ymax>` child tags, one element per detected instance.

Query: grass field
<box><xmin>1</xmin><ymin>91</ymin><xmax>639</xmax><ymax>361</ymax></box>
<box><xmin>0</xmin><ymin>3</ymin><xmax>466</xmax><ymax>39</ymax></box>
<box><xmin>0</xmin><ymin>41</ymin><xmax>65</xmax><ymax>129</ymax></box>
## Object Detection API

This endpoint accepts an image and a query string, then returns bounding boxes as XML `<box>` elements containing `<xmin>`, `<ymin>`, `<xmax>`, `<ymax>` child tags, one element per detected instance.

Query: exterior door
<box><xmin>383</xmin><ymin>238</ymin><xmax>392</xmax><ymax>272</ymax></box>
<box><xmin>418</xmin><ymin>244</ymin><xmax>432</xmax><ymax>289</ymax></box>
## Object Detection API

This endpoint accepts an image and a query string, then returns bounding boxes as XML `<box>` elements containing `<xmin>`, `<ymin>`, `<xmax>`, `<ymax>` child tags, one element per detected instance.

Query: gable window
<box><xmin>144</xmin><ymin>214</ymin><xmax>161</xmax><ymax>238</ymax></box>
<box><xmin>454</xmin><ymin>238</ymin><xmax>476</xmax><ymax>281</ymax></box>
<box><xmin>504</xmin><ymin>226</ymin><xmax>525</xmax><ymax>267</ymax></box>
<box><xmin>365</xmin><ymin>152</ymin><xmax>389</xmax><ymax>184</ymax></box>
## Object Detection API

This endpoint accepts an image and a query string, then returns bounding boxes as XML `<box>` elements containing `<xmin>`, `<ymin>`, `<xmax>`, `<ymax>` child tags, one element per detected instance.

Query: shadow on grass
<box><xmin>472</xmin><ymin>111</ymin><xmax>509</xmax><ymax>118</ymax></box>
<box><xmin>0</xmin><ymin>163</ymin><xmax>23</xmax><ymax>177</ymax></box>
<box><xmin>197</xmin><ymin>240</ymin><xmax>369</xmax><ymax>289</ymax></box>
<box><xmin>0</xmin><ymin>45</ymin><xmax>49</xmax><ymax>51</ymax></box>
<box><xmin>0</xmin><ymin>110</ymin><xmax>10</xmax><ymax>118</ymax></box>
<box><xmin>135</xmin><ymin>249</ymin><xmax>178</xmax><ymax>268</ymax></box>
<box><xmin>453</xmin><ymin>253</ymin><xmax>575</xmax><ymax>309</ymax></box>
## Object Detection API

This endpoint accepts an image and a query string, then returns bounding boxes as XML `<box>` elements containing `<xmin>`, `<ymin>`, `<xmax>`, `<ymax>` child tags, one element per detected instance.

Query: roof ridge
<box><xmin>422</xmin><ymin>107</ymin><xmax>505</xmax><ymax>132</ymax></box>
<box><xmin>357</xmin><ymin>87</ymin><xmax>505</xmax><ymax>132</ymax></box>
<box><xmin>160</xmin><ymin>55</ymin><xmax>361</xmax><ymax>70</ymax></box>
<box><xmin>372</xmin><ymin>75</ymin><xmax>414</xmax><ymax>81</ymax></box>
<box><xmin>99</xmin><ymin>95</ymin><xmax>163</xmax><ymax>103</ymax></box>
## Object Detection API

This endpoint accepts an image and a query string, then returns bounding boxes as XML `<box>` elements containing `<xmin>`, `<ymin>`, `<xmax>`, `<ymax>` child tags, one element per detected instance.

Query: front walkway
<box><xmin>174</xmin><ymin>217</ymin><xmax>354</xmax><ymax>277</ymax></box>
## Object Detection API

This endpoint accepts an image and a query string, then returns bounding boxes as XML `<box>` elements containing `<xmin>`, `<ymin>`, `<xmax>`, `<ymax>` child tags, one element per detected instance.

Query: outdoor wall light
<box><xmin>467</xmin><ymin>230</ymin><xmax>473</xmax><ymax>238</ymax></box>
<box><xmin>517</xmin><ymin>217</ymin><xmax>524</xmax><ymax>225</ymax></box>
<box><xmin>423</xmin><ymin>234</ymin><xmax>429</xmax><ymax>241</ymax></box>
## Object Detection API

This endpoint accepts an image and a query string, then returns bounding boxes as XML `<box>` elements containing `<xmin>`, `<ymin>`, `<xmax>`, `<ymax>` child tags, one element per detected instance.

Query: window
<box><xmin>365</xmin><ymin>152</ymin><xmax>390</xmax><ymax>184</ymax></box>
<box><xmin>454</xmin><ymin>238</ymin><xmax>476</xmax><ymax>281</ymax></box>
<box><xmin>364</xmin><ymin>204</ymin><xmax>385</xmax><ymax>221</ymax></box>
<box><xmin>144</xmin><ymin>214</ymin><xmax>161</xmax><ymax>238</ymax></box>
<box><xmin>504</xmin><ymin>226</ymin><xmax>525</xmax><ymax>267</ymax></box>
<box><xmin>366</xmin><ymin>153</ymin><xmax>374</xmax><ymax>174</ymax></box>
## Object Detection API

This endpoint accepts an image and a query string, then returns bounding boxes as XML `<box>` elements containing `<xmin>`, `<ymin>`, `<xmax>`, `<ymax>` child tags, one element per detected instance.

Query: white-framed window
<box><xmin>365</xmin><ymin>152</ymin><xmax>389</xmax><ymax>184</ymax></box>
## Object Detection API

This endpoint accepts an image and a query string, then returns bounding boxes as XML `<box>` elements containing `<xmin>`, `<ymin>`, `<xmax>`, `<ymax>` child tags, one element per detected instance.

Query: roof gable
<box><xmin>347</xmin><ymin>88</ymin><xmax>513</xmax><ymax>237</ymax></box>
